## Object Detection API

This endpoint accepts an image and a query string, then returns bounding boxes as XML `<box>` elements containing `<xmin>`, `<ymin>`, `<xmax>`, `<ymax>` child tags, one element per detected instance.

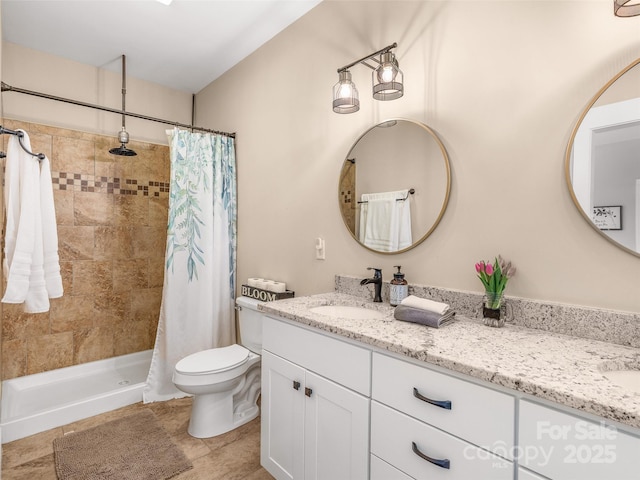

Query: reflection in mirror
<box><xmin>339</xmin><ymin>119</ymin><xmax>451</xmax><ymax>254</ymax></box>
<box><xmin>565</xmin><ymin>58</ymin><xmax>640</xmax><ymax>257</ymax></box>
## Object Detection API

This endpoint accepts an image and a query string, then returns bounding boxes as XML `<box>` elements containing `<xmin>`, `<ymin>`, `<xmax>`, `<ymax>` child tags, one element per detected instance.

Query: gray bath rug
<box><xmin>53</xmin><ymin>409</ymin><xmax>193</xmax><ymax>480</ymax></box>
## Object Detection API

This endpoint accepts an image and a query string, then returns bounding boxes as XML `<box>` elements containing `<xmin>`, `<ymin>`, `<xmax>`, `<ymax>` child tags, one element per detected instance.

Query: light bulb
<box><xmin>378</xmin><ymin>64</ymin><xmax>396</xmax><ymax>83</ymax></box>
<box><xmin>339</xmin><ymin>83</ymin><xmax>353</xmax><ymax>99</ymax></box>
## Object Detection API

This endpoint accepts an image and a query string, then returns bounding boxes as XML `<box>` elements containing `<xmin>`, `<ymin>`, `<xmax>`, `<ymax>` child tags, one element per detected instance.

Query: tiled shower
<box><xmin>1</xmin><ymin>119</ymin><xmax>170</xmax><ymax>380</ymax></box>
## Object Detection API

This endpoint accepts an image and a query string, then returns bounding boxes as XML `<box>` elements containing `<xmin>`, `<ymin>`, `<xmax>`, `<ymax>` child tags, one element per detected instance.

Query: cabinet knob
<box><xmin>412</xmin><ymin>441</ymin><xmax>450</xmax><ymax>469</ymax></box>
<box><xmin>413</xmin><ymin>387</ymin><xmax>452</xmax><ymax>410</ymax></box>
<box><xmin>293</xmin><ymin>380</ymin><xmax>301</xmax><ymax>391</ymax></box>
<box><xmin>305</xmin><ymin>387</ymin><xmax>313</xmax><ymax>397</ymax></box>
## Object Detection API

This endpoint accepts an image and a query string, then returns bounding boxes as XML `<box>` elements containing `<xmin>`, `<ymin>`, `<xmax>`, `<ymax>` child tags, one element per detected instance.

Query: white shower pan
<box><xmin>0</xmin><ymin>349</ymin><xmax>152</xmax><ymax>443</ymax></box>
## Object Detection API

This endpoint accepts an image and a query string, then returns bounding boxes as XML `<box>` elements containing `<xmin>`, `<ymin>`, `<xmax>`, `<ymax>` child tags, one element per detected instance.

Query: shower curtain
<box><xmin>144</xmin><ymin>129</ymin><xmax>237</xmax><ymax>402</ymax></box>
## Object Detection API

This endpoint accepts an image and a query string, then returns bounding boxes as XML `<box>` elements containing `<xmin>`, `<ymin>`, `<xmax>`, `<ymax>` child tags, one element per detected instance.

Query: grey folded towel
<box><xmin>394</xmin><ymin>305</ymin><xmax>455</xmax><ymax>328</ymax></box>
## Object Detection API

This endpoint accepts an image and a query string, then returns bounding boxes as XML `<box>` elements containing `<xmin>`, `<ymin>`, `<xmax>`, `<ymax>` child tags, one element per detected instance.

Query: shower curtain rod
<box><xmin>1</xmin><ymin>82</ymin><xmax>236</xmax><ymax>139</ymax></box>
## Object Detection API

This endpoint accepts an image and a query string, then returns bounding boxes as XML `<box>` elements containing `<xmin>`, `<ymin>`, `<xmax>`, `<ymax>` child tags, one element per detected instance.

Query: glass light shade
<box><xmin>373</xmin><ymin>52</ymin><xmax>404</xmax><ymax>101</ymax></box>
<box><xmin>614</xmin><ymin>0</ymin><xmax>640</xmax><ymax>16</ymax></box>
<box><xmin>333</xmin><ymin>70</ymin><xmax>360</xmax><ymax>114</ymax></box>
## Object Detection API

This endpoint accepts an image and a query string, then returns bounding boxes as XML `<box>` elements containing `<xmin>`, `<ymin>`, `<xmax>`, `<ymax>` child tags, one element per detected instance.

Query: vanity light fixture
<box><xmin>614</xmin><ymin>0</ymin><xmax>640</xmax><ymax>16</ymax></box>
<box><xmin>333</xmin><ymin>71</ymin><xmax>360</xmax><ymax>114</ymax></box>
<box><xmin>332</xmin><ymin>43</ymin><xmax>403</xmax><ymax>114</ymax></box>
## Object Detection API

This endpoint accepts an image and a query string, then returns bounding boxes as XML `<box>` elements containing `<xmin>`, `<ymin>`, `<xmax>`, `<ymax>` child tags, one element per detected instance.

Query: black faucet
<box><xmin>360</xmin><ymin>267</ymin><xmax>383</xmax><ymax>303</ymax></box>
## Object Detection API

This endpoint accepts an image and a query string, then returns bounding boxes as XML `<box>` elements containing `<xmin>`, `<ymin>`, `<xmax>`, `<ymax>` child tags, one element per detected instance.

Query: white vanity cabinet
<box><xmin>260</xmin><ymin>306</ymin><xmax>640</xmax><ymax>480</ymax></box>
<box><xmin>261</xmin><ymin>316</ymin><xmax>371</xmax><ymax>480</ymax></box>
<box><xmin>518</xmin><ymin>399</ymin><xmax>640</xmax><ymax>480</ymax></box>
<box><xmin>370</xmin><ymin>352</ymin><xmax>514</xmax><ymax>480</ymax></box>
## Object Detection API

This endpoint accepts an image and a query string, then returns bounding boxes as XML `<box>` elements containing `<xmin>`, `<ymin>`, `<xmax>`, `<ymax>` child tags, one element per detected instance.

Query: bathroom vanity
<box><xmin>258</xmin><ymin>292</ymin><xmax>640</xmax><ymax>480</ymax></box>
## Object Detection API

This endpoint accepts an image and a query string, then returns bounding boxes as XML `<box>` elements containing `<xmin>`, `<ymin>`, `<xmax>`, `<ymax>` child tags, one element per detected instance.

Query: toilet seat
<box><xmin>175</xmin><ymin>344</ymin><xmax>250</xmax><ymax>375</ymax></box>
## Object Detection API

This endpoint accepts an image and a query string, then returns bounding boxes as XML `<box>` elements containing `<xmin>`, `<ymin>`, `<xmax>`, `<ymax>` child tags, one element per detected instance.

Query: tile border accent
<box><xmin>51</xmin><ymin>171</ymin><xmax>170</xmax><ymax>197</ymax></box>
<box><xmin>335</xmin><ymin>274</ymin><xmax>640</xmax><ymax>348</ymax></box>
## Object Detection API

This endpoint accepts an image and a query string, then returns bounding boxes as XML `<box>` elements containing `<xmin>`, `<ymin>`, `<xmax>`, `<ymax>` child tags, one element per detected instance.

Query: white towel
<box><xmin>400</xmin><ymin>295</ymin><xmax>450</xmax><ymax>315</ymax></box>
<box><xmin>2</xmin><ymin>130</ymin><xmax>63</xmax><ymax>312</ymax></box>
<box><xmin>359</xmin><ymin>190</ymin><xmax>412</xmax><ymax>252</ymax></box>
<box><xmin>40</xmin><ymin>155</ymin><xmax>64</xmax><ymax>299</ymax></box>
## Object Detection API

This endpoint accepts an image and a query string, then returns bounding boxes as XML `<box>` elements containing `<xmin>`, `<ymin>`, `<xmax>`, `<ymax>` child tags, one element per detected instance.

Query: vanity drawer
<box><xmin>371</xmin><ymin>401</ymin><xmax>513</xmax><ymax>480</ymax></box>
<box><xmin>519</xmin><ymin>399</ymin><xmax>640</xmax><ymax>480</ymax></box>
<box><xmin>372</xmin><ymin>352</ymin><xmax>514</xmax><ymax>456</ymax></box>
<box><xmin>263</xmin><ymin>316</ymin><xmax>371</xmax><ymax>395</ymax></box>
<box><xmin>370</xmin><ymin>454</ymin><xmax>413</xmax><ymax>480</ymax></box>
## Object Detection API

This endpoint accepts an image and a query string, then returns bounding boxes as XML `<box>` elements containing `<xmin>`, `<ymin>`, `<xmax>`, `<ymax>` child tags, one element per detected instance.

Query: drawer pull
<box><xmin>413</xmin><ymin>387</ymin><xmax>452</xmax><ymax>410</ymax></box>
<box><xmin>412</xmin><ymin>441</ymin><xmax>450</xmax><ymax>470</ymax></box>
<box><xmin>293</xmin><ymin>380</ymin><xmax>301</xmax><ymax>391</ymax></box>
<box><xmin>305</xmin><ymin>387</ymin><xmax>313</xmax><ymax>397</ymax></box>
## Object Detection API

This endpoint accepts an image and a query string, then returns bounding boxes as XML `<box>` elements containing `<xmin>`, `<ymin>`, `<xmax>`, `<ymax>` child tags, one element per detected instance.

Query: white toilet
<box><xmin>172</xmin><ymin>296</ymin><xmax>263</xmax><ymax>438</ymax></box>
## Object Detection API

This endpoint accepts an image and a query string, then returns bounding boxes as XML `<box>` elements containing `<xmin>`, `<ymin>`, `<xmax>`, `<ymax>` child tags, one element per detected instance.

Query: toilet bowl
<box><xmin>172</xmin><ymin>296</ymin><xmax>263</xmax><ymax>438</ymax></box>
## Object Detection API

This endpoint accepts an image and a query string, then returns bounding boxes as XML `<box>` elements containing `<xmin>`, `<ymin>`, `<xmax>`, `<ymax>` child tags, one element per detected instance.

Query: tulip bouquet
<box><xmin>475</xmin><ymin>255</ymin><xmax>516</xmax><ymax>309</ymax></box>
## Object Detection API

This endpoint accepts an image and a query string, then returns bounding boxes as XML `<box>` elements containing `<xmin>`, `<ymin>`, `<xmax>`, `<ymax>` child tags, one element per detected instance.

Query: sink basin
<box><xmin>602</xmin><ymin>370</ymin><xmax>640</xmax><ymax>393</ymax></box>
<box><xmin>309</xmin><ymin>305</ymin><xmax>387</xmax><ymax>320</ymax></box>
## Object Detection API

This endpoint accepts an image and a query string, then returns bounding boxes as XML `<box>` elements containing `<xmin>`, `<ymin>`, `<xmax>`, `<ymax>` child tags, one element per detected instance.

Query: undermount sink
<box><xmin>309</xmin><ymin>305</ymin><xmax>387</xmax><ymax>320</ymax></box>
<box><xmin>601</xmin><ymin>370</ymin><xmax>640</xmax><ymax>393</ymax></box>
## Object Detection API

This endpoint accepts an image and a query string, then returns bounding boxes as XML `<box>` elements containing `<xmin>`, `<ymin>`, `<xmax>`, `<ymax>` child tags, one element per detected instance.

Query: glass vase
<box><xmin>482</xmin><ymin>292</ymin><xmax>505</xmax><ymax>328</ymax></box>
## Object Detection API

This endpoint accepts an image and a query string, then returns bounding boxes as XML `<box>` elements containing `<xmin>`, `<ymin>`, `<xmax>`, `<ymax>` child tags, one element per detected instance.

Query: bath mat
<box><xmin>53</xmin><ymin>409</ymin><xmax>192</xmax><ymax>480</ymax></box>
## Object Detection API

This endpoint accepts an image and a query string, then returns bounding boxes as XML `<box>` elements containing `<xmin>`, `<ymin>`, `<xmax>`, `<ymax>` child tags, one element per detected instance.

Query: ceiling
<box><xmin>1</xmin><ymin>0</ymin><xmax>322</xmax><ymax>94</ymax></box>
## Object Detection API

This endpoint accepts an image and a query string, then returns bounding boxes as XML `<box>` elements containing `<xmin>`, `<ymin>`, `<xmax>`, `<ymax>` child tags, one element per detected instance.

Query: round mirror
<box><xmin>339</xmin><ymin>118</ymin><xmax>451</xmax><ymax>253</ymax></box>
<box><xmin>565</xmin><ymin>58</ymin><xmax>640</xmax><ymax>257</ymax></box>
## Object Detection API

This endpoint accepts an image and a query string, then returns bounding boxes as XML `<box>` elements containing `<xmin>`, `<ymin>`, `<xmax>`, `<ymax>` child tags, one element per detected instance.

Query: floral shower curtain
<box><xmin>144</xmin><ymin>128</ymin><xmax>237</xmax><ymax>402</ymax></box>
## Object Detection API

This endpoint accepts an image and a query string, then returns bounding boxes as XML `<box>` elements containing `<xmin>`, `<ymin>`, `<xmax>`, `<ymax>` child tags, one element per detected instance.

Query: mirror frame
<box><xmin>339</xmin><ymin>118</ymin><xmax>451</xmax><ymax>254</ymax></box>
<box><xmin>564</xmin><ymin>57</ymin><xmax>640</xmax><ymax>258</ymax></box>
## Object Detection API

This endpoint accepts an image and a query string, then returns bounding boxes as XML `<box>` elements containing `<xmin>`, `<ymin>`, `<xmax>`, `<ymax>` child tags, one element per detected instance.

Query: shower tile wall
<box><xmin>1</xmin><ymin>119</ymin><xmax>170</xmax><ymax>380</ymax></box>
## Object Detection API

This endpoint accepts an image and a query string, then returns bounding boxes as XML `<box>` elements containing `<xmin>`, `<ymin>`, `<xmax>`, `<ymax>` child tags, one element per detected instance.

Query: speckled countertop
<box><xmin>258</xmin><ymin>292</ymin><xmax>640</xmax><ymax>431</ymax></box>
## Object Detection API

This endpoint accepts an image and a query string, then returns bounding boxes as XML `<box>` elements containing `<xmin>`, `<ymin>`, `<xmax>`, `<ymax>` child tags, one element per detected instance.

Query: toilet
<box><xmin>172</xmin><ymin>296</ymin><xmax>263</xmax><ymax>438</ymax></box>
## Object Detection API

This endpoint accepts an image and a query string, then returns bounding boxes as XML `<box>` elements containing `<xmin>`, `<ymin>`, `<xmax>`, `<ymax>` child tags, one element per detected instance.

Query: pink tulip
<box><xmin>475</xmin><ymin>262</ymin><xmax>484</xmax><ymax>273</ymax></box>
<box><xmin>485</xmin><ymin>263</ymin><xmax>494</xmax><ymax>276</ymax></box>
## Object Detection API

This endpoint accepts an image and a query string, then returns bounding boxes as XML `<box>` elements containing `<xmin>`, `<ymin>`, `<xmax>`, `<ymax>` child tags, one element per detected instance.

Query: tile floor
<box><xmin>1</xmin><ymin>397</ymin><xmax>274</xmax><ymax>480</ymax></box>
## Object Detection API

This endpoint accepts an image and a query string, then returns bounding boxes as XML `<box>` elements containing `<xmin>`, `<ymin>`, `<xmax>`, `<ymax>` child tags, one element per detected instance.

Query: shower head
<box><xmin>109</xmin><ymin>55</ymin><xmax>137</xmax><ymax>157</ymax></box>
<box><xmin>109</xmin><ymin>144</ymin><xmax>137</xmax><ymax>156</ymax></box>
<box><xmin>109</xmin><ymin>126</ymin><xmax>137</xmax><ymax>156</ymax></box>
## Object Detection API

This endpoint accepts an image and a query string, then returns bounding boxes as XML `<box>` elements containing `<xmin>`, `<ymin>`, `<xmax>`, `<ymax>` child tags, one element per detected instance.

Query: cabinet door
<box><xmin>261</xmin><ymin>351</ymin><xmax>305</xmax><ymax>480</ymax></box>
<box><xmin>519</xmin><ymin>399</ymin><xmax>640</xmax><ymax>480</ymax></box>
<box><xmin>304</xmin><ymin>371</ymin><xmax>370</xmax><ymax>480</ymax></box>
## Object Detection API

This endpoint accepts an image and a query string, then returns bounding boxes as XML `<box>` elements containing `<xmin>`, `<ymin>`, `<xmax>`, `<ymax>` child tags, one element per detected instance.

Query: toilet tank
<box><xmin>235</xmin><ymin>296</ymin><xmax>264</xmax><ymax>354</ymax></box>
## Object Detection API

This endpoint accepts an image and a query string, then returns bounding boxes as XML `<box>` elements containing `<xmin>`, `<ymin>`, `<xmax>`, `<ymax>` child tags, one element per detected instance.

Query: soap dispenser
<box><xmin>390</xmin><ymin>265</ymin><xmax>408</xmax><ymax>307</ymax></box>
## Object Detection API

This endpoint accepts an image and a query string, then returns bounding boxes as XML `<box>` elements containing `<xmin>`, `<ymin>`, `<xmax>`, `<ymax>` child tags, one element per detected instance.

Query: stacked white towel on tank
<box><xmin>2</xmin><ymin>130</ymin><xmax>63</xmax><ymax>313</ymax></box>
<box><xmin>394</xmin><ymin>295</ymin><xmax>454</xmax><ymax>329</ymax></box>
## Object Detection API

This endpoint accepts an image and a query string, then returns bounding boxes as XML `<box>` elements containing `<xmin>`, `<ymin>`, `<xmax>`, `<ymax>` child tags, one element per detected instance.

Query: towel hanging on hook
<box><xmin>0</xmin><ymin>126</ymin><xmax>46</xmax><ymax>161</ymax></box>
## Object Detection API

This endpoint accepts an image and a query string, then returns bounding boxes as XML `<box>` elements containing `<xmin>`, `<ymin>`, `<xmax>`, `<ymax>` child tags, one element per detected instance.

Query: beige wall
<box><xmin>2</xmin><ymin>43</ymin><xmax>192</xmax><ymax>145</ymax></box>
<box><xmin>197</xmin><ymin>0</ymin><xmax>640</xmax><ymax>313</ymax></box>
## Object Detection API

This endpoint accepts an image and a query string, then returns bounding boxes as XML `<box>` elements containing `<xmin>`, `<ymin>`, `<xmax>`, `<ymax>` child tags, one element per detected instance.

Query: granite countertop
<box><xmin>258</xmin><ymin>292</ymin><xmax>640</xmax><ymax>431</ymax></box>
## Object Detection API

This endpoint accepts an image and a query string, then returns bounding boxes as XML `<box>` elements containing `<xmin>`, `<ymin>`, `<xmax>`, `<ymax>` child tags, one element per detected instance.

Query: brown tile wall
<box><xmin>1</xmin><ymin>119</ymin><xmax>170</xmax><ymax>380</ymax></box>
